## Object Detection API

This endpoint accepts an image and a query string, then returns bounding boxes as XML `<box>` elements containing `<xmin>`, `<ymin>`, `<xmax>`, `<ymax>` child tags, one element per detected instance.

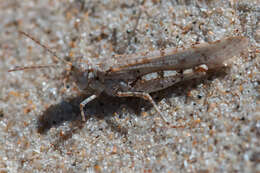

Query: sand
<box><xmin>0</xmin><ymin>0</ymin><xmax>259</xmax><ymax>172</ymax></box>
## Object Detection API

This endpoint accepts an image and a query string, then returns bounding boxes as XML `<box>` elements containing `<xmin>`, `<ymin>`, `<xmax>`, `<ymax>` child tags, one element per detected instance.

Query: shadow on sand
<box><xmin>37</xmin><ymin>68</ymin><xmax>229</xmax><ymax>139</ymax></box>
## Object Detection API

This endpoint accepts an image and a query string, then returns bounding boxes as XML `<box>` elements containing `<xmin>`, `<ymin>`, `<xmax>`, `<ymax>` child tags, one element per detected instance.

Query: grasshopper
<box><xmin>10</xmin><ymin>32</ymin><xmax>248</xmax><ymax>123</ymax></box>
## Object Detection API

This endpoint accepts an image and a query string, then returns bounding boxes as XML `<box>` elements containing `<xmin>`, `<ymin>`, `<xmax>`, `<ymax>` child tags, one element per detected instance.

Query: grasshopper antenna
<box><xmin>8</xmin><ymin>64</ymin><xmax>57</xmax><ymax>72</ymax></box>
<box><xmin>8</xmin><ymin>31</ymin><xmax>72</xmax><ymax>72</ymax></box>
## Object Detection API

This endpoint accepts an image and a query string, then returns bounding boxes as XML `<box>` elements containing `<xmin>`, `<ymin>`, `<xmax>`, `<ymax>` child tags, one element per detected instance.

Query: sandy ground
<box><xmin>0</xmin><ymin>0</ymin><xmax>259</xmax><ymax>172</ymax></box>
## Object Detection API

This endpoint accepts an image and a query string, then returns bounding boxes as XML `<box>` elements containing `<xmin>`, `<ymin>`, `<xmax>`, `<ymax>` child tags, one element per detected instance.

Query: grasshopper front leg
<box><xmin>80</xmin><ymin>94</ymin><xmax>98</xmax><ymax>121</ymax></box>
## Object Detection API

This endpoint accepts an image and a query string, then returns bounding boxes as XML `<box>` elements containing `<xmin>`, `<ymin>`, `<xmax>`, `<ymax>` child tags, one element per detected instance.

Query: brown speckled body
<box><xmin>104</xmin><ymin>36</ymin><xmax>248</xmax><ymax>80</ymax></box>
<box><xmin>75</xmin><ymin>36</ymin><xmax>248</xmax><ymax>122</ymax></box>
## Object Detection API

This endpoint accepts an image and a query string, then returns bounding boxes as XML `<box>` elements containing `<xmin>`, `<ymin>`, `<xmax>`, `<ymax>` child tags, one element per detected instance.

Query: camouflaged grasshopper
<box><xmin>10</xmin><ymin>32</ymin><xmax>248</xmax><ymax>122</ymax></box>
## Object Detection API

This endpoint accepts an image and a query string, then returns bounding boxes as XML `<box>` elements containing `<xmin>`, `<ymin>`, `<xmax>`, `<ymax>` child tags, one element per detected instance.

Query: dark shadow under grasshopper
<box><xmin>37</xmin><ymin>67</ymin><xmax>229</xmax><ymax>136</ymax></box>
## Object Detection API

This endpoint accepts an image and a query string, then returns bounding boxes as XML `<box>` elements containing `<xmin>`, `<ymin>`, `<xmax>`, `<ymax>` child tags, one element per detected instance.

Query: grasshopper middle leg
<box><xmin>116</xmin><ymin>91</ymin><xmax>168</xmax><ymax>122</ymax></box>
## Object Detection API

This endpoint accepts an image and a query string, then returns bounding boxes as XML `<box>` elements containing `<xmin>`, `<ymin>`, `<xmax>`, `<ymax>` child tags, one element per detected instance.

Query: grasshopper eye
<box><xmin>70</xmin><ymin>65</ymin><xmax>90</xmax><ymax>90</ymax></box>
<box><xmin>75</xmin><ymin>71</ymin><xmax>89</xmax><ymax>90</ymax></box>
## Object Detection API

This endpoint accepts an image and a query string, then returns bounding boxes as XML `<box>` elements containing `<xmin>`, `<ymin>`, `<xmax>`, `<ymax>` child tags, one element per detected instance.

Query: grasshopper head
<box><xmin>69</xmin><ymin>61</ymin><xmax>106</xmax><ymax>94</ymax></box>
<box><xmin>69</xmin><ymin>61</ymin><xmax>96</xmax><ymax>91</ymax></box>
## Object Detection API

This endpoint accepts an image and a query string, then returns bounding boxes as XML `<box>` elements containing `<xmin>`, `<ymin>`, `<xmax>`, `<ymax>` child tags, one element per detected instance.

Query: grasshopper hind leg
<box><xmin>116</xmin><ymin>91</ymin><xmax>168</xmax><ymax>123</ymax></box>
